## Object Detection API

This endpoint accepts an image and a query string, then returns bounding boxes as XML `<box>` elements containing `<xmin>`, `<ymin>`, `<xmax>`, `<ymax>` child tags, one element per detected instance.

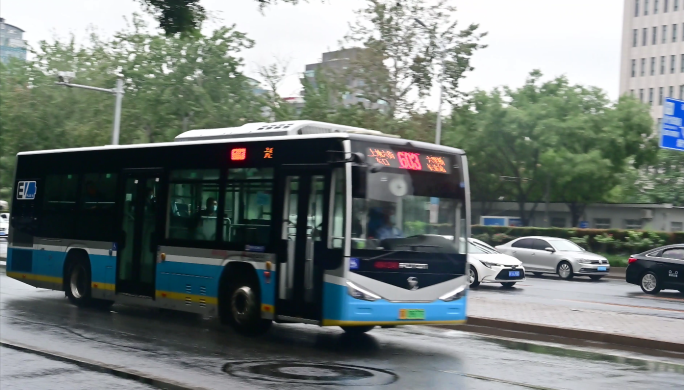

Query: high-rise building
<box><xmin>303</xmin><ymin>48</ymin><xmax>388</xmax><ymax>112</ymax></box>
<box><xmin>0</xmin><ymin>18</ymin><xmax>27</xmax><ymax>64</ymax></box>
<box><xmin>620</xmin><ymin>0</ymin><xmax>684</xmax><ymax>127</ymax></box>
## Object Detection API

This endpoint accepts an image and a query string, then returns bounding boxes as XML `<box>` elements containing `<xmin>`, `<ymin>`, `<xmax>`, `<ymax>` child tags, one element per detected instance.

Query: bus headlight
<box><xmin>346</xmin><ymin>281</ymin><xmax>381</xmax><ymax>301</ymax></box>
<box><xmin>439</xmin><ymin>284</ymin><xmax>467</xmax><ymax>302</ymax></box>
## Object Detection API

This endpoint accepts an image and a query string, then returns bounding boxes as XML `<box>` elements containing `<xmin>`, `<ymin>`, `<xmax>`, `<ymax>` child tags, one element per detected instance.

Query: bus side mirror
<box><xmin>351</xmin><ymin>165</ymin><xmax>367</xmax><ymax>198</ymax></box>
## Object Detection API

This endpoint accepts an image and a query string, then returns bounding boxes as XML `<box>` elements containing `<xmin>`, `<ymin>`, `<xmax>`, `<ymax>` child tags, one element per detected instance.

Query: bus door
<box><xmin>116</xmin><ymin>170</ymin><xmax>163</xmax><ymax>297</ymax></box>
<box><xmin>276</xmin><ymin>167</ymin><xmax>331</xmax><ymax>322</ymax></box>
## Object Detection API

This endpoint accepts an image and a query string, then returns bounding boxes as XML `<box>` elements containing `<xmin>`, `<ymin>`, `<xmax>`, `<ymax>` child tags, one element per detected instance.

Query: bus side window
<box><xmin>167</xmin><ymin>170</ymin><xmax>220</xmax><ymax>242</ymax></box>
<box><xmin>224</xmin><ymin>168</ymin><xmax>273</xmax><ymax>246</ymax></box>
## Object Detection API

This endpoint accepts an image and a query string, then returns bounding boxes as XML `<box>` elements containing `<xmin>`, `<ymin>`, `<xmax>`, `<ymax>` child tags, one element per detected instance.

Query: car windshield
<box><xmin>461</xmin><ymin>239</ymin><xmax>497</xmax><ymax>254</ymax></box>
<box><xmin>549</xmin><ymin>239</ymin><xmax>584</xmax><ymax>252</ymax></box>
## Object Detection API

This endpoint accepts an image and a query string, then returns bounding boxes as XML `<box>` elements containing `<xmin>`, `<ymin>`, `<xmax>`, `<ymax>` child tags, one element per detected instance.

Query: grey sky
<box><xmin>2</xmin><ymin>0</ymin><xmax>624</xmax><ymax>109</ymax></box>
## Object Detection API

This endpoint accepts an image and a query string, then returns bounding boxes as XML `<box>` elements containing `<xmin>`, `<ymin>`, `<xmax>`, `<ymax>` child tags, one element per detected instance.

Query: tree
<box><xmin>621</xmin><ymin>149</ymin><xmax>684</xmax><ymax>206</ymax></box>
<box><xmin>343</xmin><ymin>0</ymin><xmax>486</xmax><ymax>118</ymax></box>
<box><xmin>0</xmin><ymin>16</ymin><xmax>265</xmax><ymax>201</ymax></box>
<box><xmin>139</xmin><ymin>0</ymin><xmax>308</xmax><ymax>36</ymax></box>
<box><xmin>447</xmin><ymin>71</ymin><xmax>657</xmax><ymax>226</ymax></box>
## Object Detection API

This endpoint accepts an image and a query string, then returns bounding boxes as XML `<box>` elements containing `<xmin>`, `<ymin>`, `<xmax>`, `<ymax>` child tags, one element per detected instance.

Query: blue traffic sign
<box><xmin>661</xmin><ymin>98</ymin><xmax>684</xmax><ymax>152</ymax></box>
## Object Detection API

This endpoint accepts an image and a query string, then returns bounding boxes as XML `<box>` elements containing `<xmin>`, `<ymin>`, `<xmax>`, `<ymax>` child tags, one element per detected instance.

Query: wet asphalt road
<box><xmin>2</xmin><ymin>271</ymin><xmax>684</xmax><ymax>390</ymax></box>
<box><xmin>470</xmin><ymin>273</ymin><xmax>684</xmax><ymax>321</ymax></box>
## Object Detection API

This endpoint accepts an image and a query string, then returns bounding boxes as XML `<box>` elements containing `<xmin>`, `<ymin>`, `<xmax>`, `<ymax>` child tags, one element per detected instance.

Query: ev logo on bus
<box><xmin>17</xmin><ymin>181</ymin><xmax>37</xmax><ymax>200</ymax></box>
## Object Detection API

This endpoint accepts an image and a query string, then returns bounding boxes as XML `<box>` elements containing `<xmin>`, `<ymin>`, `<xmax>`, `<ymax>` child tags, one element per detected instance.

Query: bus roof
<box><xmin>17</xmin><ymin>121</ymin><xmax>465</xmax><ymax>156</ymax></box>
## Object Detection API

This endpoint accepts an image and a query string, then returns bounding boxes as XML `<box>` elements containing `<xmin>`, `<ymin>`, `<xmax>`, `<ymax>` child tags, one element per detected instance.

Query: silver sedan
<box><xmin>495</xmin><ymin>236</ymin><xmax>610</xmax><ymax>281</ymax></box>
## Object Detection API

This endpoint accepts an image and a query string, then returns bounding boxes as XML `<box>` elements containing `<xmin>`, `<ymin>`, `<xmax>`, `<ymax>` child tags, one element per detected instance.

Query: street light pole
<box><xmin>56</xmin><ymin>73</ymin><xmax>124</xmax><ymax>145</ymax></box>
<box><xmin>414</xmin><ymin>18</ymin><xmax>445</xmax><ymax>145</ymax></box>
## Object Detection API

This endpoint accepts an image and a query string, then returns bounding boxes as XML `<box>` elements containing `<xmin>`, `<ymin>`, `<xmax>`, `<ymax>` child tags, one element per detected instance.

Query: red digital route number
<box><xmin>231</xmin><ymin>148</ymin><xmax>247</xmax><ymax>161</ymax></box>
<box><xmin>397</xmin><ymin>152</ymin><xmax>422</xmax><ymax>171</ymax></box>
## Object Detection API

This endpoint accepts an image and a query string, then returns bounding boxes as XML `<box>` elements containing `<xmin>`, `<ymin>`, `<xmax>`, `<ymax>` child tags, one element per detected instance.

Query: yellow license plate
<box><xmin>399</xmin><ymin>309</ymin><xmax>425</xmax><ymax>320</ymax></box>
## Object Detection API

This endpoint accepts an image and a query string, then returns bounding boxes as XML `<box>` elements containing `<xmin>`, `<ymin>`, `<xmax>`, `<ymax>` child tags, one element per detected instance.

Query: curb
<box><xmin>0</xmin><ymin>340</ymin><xmax>208</xmax><ymax>390</ymax></box>
<box><xmin>435</xmin><ymin>317</ymin><xmax>684</xmax><ymax>354</ymax></box>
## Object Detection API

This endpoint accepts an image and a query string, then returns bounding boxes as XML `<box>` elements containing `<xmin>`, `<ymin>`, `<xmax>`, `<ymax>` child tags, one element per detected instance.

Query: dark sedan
<box><xmin>626</xmin><ymin>244</ymin><xmax>684</xmax><ymax>295</ymax></box>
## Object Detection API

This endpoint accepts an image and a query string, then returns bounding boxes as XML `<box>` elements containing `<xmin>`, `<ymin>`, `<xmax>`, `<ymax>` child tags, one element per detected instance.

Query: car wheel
<box><xmin>341</xmin><ymin>326</ymin><xmax>375</xmax><ymax>334</ymax></box>
<box><xmin>226</xmin><ymin>276</ymin><xmax>272</xmax><ymax>335</ymax></box>
<box><xmin>557</xmin><ymin>261</ymin><xmax>574</xmax><ymax>280</ymax></box>
<box><xmin>500</xmin><ymin>282</ymin><xmax>516</xmax><ymax>288</ymax></box>
<box><xmin>532</xmin><ymin>272</ymin><xmax>543</xmax><ymax>277</ymax></box>
<box><xmin>640</xmin><ymin>271</ymin><xmax>661</xmax><ymax>294</ymax></box>
<box><xmin>468</xmin><ymin>265</ymin><xmax>480</xmax><ymax>288</ymax></box>
<box><xmin>589</xmin><ymin>276</ymin><xmax>603</xmax><ymax>281</ymax></box>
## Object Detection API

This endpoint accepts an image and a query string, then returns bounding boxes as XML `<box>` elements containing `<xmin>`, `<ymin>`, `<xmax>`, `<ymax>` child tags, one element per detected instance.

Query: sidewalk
<box><xmin>460</xmin><ymin>295</ymin><xmax>684</xmax><ymax>353</ymax></box>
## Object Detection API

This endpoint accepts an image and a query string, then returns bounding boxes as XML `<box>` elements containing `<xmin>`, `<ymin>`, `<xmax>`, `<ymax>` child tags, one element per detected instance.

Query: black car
<box><xmin>626</xmin><ymin>244</ymin><xmax>684</xmax><ymax>295</ymax></box>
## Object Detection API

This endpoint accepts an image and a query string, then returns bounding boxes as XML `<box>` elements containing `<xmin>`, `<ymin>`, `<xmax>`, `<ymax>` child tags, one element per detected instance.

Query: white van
<box><xmin>0</xmin><ymin>213</ymin><xmax>8</xmax><ymax>238</ymax></box>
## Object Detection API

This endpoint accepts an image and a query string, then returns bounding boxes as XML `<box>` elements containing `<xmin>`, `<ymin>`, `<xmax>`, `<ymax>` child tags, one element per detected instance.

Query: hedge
<box><xmin>471</xmin><ymin>225</ymin><xmax>684</xmax><ymax>254</ymax></box>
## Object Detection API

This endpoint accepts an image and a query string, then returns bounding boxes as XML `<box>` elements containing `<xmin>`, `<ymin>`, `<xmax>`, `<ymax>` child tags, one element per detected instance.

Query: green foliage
<box><xmin>472</xmin><ymin>225</ymin><xmax>684</xmax><ymax>253</ymax></box>
<box><xmin>444</xmin><ymin>72</ymin><xmax>657</xmax><ymax>226</ymax></box>
<box><xmin>138</xmin><ymin>0</ymin><xmax>206</xmax><ymax>36</ymax></box>
<box><xmin>343</xmin><ymin>0</ymin><xmax>486</xmax><ymax>117</ymax></box>
<box><xmin>0</xmin><ymin>16</ymin><xmax>264</xmax><ymax>200</ymax></box>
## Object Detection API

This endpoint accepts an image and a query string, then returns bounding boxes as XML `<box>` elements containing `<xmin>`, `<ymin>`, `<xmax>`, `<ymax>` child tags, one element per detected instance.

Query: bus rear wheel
<box><xmin>341</xmin><ymin>326</ymin><xmax>375</xmax><ymax>334</ymax></box>
<box><xmin>225</xmin><ymin>276</ymin><xmax>271</xmax><ymax>336</ymax></box>
<box><xmin>65</xmin><ymin>256</ymin><xmax>113</xmax><ymax>309</ymax></box>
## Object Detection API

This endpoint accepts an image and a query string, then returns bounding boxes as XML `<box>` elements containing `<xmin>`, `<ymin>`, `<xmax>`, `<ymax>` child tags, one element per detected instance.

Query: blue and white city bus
<box><xmin>7</xmin><ymin>121</ymin><xmax>470</xmax><ymax>334</ymax></box>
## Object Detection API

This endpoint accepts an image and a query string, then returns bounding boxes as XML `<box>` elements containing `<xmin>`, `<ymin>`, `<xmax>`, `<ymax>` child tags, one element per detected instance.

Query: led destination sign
<box><xmin>366</xmin><ymin>148</ymin><xmax>451</xmax><ymax>174</ymax></box>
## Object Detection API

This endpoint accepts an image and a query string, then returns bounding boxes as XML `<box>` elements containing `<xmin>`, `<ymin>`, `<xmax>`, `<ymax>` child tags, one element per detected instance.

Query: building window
<box><xmin>646</xmin><ymin>0</ymin><xmax>650</xmax><ymax>14</ymax></box>
<box><xmin>676</xmin><ymin>0</ymin><xmax>680</xmax><ymax>10</ymax></box>
<box><xmin>650</xmin><ymin>57</ymin><xmax>656</xmax><ymax>75</ymax></box>
<box><xmin>680</xmin><ymin>85</ymin><xmax>684</xmax><ymax>99</ymax></box>
<box><xmin>659</xmin><ymin>87</ymin><xmax>664</xmax><ymax>105</ymax></box>
<box><xmin>681</xmin><ymin>54</ymin><xmax>684</xmax><ymax>72</ymax></box>
<box><xmin>663</xmin><ymin>25</ymin><xmax>668</xmax><ymax>43</ymax></box>
<box><xmin>640</xmin><ymin>88</ymin><xmax>644</xmax><ymax>102</ymax></box>
<box><xmin>624</xmin><ymin>219</ymin><xmax>642</xmax><ymax>229</ymax></box>
<box><xmin>653</xmin><ymin>26</ymin><xmax>658</xmax><ymax>44</ymax></box>
<box><xmin>594</xmin><ymin>218</ymin><xmax>611</xmax><ymax>229</ymax></box>
<box><xmin>657</xmin><ymin>118</ymin><xmax>662</xmax><ymax>129</ymax></box>
<box><xmin>633</xmin><ymin>29</ymin><xmax>638</xmax><ymax>47</ymax></box>
<box><xmin>672</xmin><ymin>55</ymin><xmax>676</xmax><ymax>73</ymax></box>
<box><xmin>167</xmin><ymin>169</ymin><xmax>220</xmax><ymax>241</ymax></box>
<box><xmin>674</xmin><ymin>24</ymin><xmax>678</xmax><ymax>43</ymax></box>
<box><xmin>551</xmin><ymin>217</ymin><xmax>566</xmax><ymax>228</ymax></box>
<box><xmin>672</xmin><ymin>221</ymin><xmax>683</xmax><ymax>232</ymax></box>
<box><xmin>630</xmin><ymin>89</ymin><xmax>635</xmax><ymax>96</ymax></box>
<box><xmin>641</xmin><ymin>58</ymin><xmax>646</xmax><ymax>76</ymax></box>
<box><xmin>655</xmin><ymin>0</ymin><xmax>659</xmax><ymax>13</ymax></box>
<box><xmin>643</xmin><ymin>28</ymin><xmax>648</xmax><ymax>46</ymax></box>
<box><xmin>661</xmin><ymin>56</ymin><xmax>666</xmax><ymax>74</ymax></box>
<box><xmin>632</xmin><ymin>59</ymin><xmax>637</xmax><ymax>77</ymax></box>
<box><xmin>670</xmin><ymin>85</ymin><xmax>674</xmax><ymax>98</ymax></box>
<box><xmin>665</xmin><ymin>0</ymin><xmax>669</xmax><ymax>11</ymax></box>
<box><xmin>636</xmin><ymin>0</ymin><xmax>641</xmax><ymax>15</ymax></box>
<box><xmin>649</xmin><ymin>88</ymin><xmax>654</xmax><ymax>105</ymax></box>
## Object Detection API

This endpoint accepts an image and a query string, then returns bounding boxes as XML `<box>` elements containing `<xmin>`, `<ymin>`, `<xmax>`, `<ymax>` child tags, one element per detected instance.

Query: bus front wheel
<box><xmin>226</xmin><ymin>276</ymin><xmax>271</xmax><ymax>336</ymax></box>
<box><xmin>341</xmin><ymin>326</ymin><xmax>375</xmax><ymax>334</ymax></box>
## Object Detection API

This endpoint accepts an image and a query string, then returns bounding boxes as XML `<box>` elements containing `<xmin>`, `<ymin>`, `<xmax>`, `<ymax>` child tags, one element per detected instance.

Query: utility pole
<box><xmin>414</xmin><ymin>18</ymin><xmax>445</xmax><ymax>145</ymax></box>
<box><xmin>56</xmin><ymin>72</ymin><xmax>125</xmax><ymax>145</ymax></box>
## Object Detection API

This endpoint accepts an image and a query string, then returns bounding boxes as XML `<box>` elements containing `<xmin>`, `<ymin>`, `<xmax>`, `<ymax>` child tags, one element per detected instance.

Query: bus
<box><xmin>7</xmin><ymin>120</ymin><xmax>470</xmax><ymax>335</ymax></box>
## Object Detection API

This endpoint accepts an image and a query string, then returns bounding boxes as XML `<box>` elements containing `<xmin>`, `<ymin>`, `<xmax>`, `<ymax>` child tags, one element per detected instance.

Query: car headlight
<box><xmin>578</xmin><ymin>259</ymin><xmax>592</xmax><ymax>264</ymax></box>
<box><xmin>439</xmin><ymin>284</ymin><xmax>468</xmax><ymax>302</ymax></box>
<box><xmin>480</xmin><ymin>260</ymin><xmax>501</xmax><ymax>269</ymax></box>
<box><xmin>346</xmin><ymin>281</ymin><xmax>381</xmax><ymax>301</ymax></box>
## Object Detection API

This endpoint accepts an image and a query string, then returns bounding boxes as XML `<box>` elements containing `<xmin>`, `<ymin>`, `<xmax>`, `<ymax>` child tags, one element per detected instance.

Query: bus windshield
<box><xmin>351</xmin><ymin>148</ymin><xmax>465</xmax><ymax>252</ymax></box>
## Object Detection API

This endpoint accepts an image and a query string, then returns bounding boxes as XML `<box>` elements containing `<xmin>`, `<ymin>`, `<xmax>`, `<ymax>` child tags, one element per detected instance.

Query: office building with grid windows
<box><xmin>620</xmin><ymin>0</ymin><xmax>684</xmax><ymax>127</ymax></box>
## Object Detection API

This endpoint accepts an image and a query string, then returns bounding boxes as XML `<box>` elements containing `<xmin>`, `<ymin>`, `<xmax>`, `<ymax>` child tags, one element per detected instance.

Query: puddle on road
<box><xmin>223</xmin><ymin>360</ymin><xmax>398</xmax><ymax>386</ymax></box>
<box><xmin>482</xmin><ymin>338</ymin><xmax>684</xmax><ymax>374</ymax></box>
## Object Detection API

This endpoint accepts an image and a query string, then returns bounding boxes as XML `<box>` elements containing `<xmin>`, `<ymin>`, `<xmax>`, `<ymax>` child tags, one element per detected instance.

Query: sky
<box><xmin>1</xmin><ymin>0</ymin><xmax>625</xmax><ymax>109</ymax></box>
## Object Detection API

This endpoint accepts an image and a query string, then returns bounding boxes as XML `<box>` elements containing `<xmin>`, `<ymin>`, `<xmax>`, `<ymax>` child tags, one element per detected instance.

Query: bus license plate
<box><xmin>597</xmin><ymin>267</ymin><xmax>607</xmax><ymax>271</ymax></box>
<box><xmin>509</xmin><ymin>271</ymin><xmax>520</xmax><ymax>277</ymax></box>
<box><xmin>399</xmin><ymin>309</ymin><xmax>425</xmax><ymax>320</ymax></box>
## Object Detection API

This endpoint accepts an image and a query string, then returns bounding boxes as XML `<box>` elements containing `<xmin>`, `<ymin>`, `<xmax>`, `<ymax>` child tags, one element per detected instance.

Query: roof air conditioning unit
<box><xmin>641</xmin><ymin>209</ymin><xmax>653</xmax><ymax>220</ymax></box>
